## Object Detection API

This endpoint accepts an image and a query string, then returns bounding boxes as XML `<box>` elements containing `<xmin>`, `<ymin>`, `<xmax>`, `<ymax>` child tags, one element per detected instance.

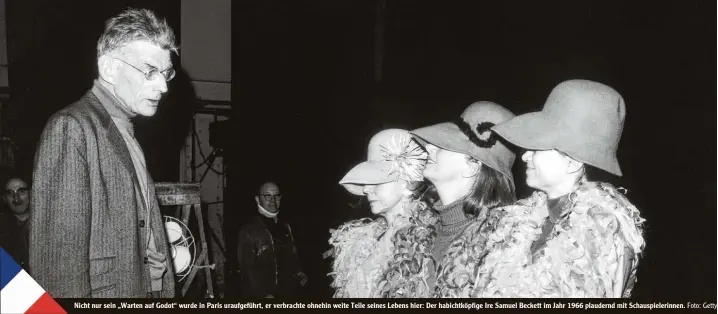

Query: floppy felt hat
<box><xmin>491</xmin><ymin>79</ymin><xmax>625</xmax><ymax>176</ymax></box>
<box><xmin>411</xmin><ymin>101</ymin><xmax>517</xmax><ymax>183</ymax></box>
<box><xmin>340</xmin><ymin>128</ymin><xmax>428</xmax><ymax>196</ymax></box>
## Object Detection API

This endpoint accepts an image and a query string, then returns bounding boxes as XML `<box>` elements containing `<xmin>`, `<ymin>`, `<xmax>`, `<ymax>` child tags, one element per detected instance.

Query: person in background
<box><xmin>29</xmin><ymin>8</ymin><xmax>177</xmax><ymax>298</ymax></box>
<box><xmin>408</xmin><ymin>101</ymin><xmax>517</xmax><ymax>296</ymax></box>
<box><xmin>327</xmin><ymin>128</ymin><xmax>437</xmax><ymax>298</ymax></box>
<box><xmin>236</xmin><ymin>182</ymin><xmax>308</xmax><ymax>298</ymax></box>
<box><xmin>475</xmin><ymin>79</ymin><xmax>646</xmax><ymax>298</ymax></box>
<box><xmin>0</xmin><ymin>170</ymin><xmax>32</xmax><ymax>270</ymax></box>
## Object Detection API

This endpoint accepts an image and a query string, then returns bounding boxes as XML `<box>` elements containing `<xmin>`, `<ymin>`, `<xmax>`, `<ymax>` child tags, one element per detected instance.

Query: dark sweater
<box><xmin>432</xmin><ymin>195</ymin><xmax>475</xmax><ymax>265</ymax></box>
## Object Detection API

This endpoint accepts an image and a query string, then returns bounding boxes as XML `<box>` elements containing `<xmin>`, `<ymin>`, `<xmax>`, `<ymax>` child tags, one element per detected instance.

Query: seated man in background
<box><xmin>0</xmin><ymin>170</ymin><xmax>32</xmax><ymax>270</ymax></box>
<box><xmin>236</xmin><ymin>181</ymin><xmax>308</xmax><ymax>298</ymax></box>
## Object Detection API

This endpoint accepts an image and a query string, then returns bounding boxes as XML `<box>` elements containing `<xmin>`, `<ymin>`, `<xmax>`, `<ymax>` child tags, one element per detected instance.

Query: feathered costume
<box><xmin>437</xmin><ymin>181</ymin><xmax>646</xmax><ymax>298</ymax></box>
<box><xmin>328</xmin><ymin>131</ymin><xmax>434</xmax><ymax>298</ymax></box>
<box><xmin>377</xmin><ymin>201</ymin><xmax>439</xmax><ymax>298</ymax></box>
<box><xmin>433</xmin><ymin>206</ymin><xmax>504</xmax><ymax>297</ymax></box>
<box><xmin>328</xmin><ymin>217</ymin><xmax>392</xmax><ymax>298</ymax></box>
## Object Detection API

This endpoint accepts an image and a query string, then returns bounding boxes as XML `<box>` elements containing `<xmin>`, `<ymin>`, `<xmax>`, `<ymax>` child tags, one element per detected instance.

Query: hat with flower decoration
<box><xmin>340</xmin><ymin>129</ymin><xmax>428</xmax><ymax>195</ymax></box>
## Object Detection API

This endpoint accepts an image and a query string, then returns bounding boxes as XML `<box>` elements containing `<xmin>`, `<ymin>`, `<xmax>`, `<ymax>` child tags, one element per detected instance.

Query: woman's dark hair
<box><xmin>406</xmin><ymin>179</ymin><xmax>436</xmax><ymax>206</ymax></box>
<box><xmin>463</xmin><ymin>161</ymin><xmax>516</xmax><ymax>217</ymax></box>
<box><xmin>418</xmin><ymin>181</ymin><xmax>440</xmax><ymax>208</ymax></box>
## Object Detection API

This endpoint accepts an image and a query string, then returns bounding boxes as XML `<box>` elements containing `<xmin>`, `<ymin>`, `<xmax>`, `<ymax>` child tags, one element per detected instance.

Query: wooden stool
<box><xmin>155</xmin><ymin>182</ymin><xmax>214</xmax><ymax>298</ymax></box>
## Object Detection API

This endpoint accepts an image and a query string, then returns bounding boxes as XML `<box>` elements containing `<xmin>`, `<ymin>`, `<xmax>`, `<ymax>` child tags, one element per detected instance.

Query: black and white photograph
<box><xmin>0</xmin><ymin>0</ymin><xmax>714</xmax><ymax>310</ymax></box>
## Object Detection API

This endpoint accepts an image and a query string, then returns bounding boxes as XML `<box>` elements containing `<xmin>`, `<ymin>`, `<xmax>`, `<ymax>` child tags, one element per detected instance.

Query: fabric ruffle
<box><xmin>452</xmin><ymin>181</ymin><xmax>646</xmax><ymax>298</ymax></box>
<box><xmin>329</xmin><ymin>199</ymin><xmax>434</xmax><ymax>298</ymax></box>
<box><xmin>377</xmin><ymin>200</ymin><xmax>439</xmax><ymax>298</ymax></box>
<box><xmin>328</xmin><ymin>218</ymin><xmax>387</xmax><ymax>298</ymax></box>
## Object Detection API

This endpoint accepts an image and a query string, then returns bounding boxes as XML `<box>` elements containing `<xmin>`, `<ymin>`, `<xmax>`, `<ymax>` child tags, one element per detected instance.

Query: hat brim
<box><xmin>339</xmin><ymin>161</ymin><xmax>396</xmax><ymax>195</ymax></box>
<box><xmin>491</xmin><ymin>112</ymin><xmax>558</xmax><ymax>151</ymax></box>
<box><xmin>411</xmin><ymin>123</ymin><xmax>475</xmax><ymax>156</ymax></box>
<box><xmin>412</xmin><ymin>122</ymin><xmax>516</xmax><ymax>182</ymax></box>
<box><xmin>493</xmin><ymin>112</ymin><xmax>623</xmax><ymax>176</ymax></box>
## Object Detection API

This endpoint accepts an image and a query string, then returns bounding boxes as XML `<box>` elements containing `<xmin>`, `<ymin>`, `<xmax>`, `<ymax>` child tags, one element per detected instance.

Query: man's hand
<box><xmin>147</xmin><ymin>249</ymin><xmax>168</xmax><ymax>280</ymax></box>
<box><xmin>296</xmin><ymin>272</ymin><xmax>308</xmax><ymax>286</ymax></box>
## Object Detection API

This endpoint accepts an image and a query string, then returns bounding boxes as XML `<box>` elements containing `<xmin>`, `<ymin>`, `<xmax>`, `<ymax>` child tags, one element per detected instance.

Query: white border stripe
<box><xmin>0</xmin><ymin>269</ymin><xmax>45</xmax><ymax>314</ymax></box>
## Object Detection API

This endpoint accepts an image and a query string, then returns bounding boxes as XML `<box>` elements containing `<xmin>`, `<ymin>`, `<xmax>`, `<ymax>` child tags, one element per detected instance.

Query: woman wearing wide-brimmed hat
<box><xmin>472</xmin><ymin>79</ymin><xmax>646</xmax><ymax>298</ymax></box>
<box><xmin>388</xmin><ymin>101</ymin><xmax>517</xmax><ymax>297</ymax></box>
<box><xmin>326</xmin><ymin>129</ymin><xmax>438</xmax><ymax>298</ymax></box>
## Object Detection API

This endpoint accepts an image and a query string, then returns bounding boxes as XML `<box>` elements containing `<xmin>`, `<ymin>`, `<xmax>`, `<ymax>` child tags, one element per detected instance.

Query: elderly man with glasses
<box><xmin>235</xmin><ymin>181</ymin><xmax>308</xmax><ymax>298</ymax></box>
<box><xmin>29</xmin><ymin>8</ymin><xmax>177</xmax><ymax>298</ymax></box>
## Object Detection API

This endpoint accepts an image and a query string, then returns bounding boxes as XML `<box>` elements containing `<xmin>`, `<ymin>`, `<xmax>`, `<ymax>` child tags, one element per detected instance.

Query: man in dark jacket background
<box><xmin>236</xmin><ymin>181</ymin><xmax>307</xmax><ymax>298</ymax></box>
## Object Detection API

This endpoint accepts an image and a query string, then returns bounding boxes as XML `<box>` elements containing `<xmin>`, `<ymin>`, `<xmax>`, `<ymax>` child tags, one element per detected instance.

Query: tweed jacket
<box><xmin>29</xmin><ymin>82</ymin><xmax>175</xmax><ymax>298</ymax></box>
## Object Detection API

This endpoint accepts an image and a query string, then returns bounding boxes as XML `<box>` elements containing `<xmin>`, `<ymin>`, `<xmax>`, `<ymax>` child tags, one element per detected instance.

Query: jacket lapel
<box><xmin>87</xmin><ymin>91</ymin><xmax>151</xmax><ymax>261</ymax></box>
<box><xmin>107</xmin><ymin>123</ymin><xmax>142</xmax><ymax>193</ymax></box>
<box><xmin>146</xmin><ymin>175</ymin><xmax>176</xmax><ymax>296</ymax></box>
<box><xmin>87</xmin><ymin>90</ymin><xmax>147</xmax><ymax>213</ymax></box>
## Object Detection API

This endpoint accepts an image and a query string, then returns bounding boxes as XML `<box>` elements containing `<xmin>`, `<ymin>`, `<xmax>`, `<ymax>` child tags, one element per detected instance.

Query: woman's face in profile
<box><xmin>362</xmin><ymin>180</ymin><xmax>406</xmax><ymax>216</ymax></box>
<box><xmin>522</xmin><ymin>150</ymin><xmax>572</xmax><ymax>192</ymax></box>
<box><xmin>422</xmin><ymin>144</ymin><xmax>472</xmax><ymax>185</ymax></box>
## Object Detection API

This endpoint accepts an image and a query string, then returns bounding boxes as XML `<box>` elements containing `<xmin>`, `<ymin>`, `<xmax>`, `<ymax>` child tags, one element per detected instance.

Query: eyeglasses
<box><xmin>260</xmin><ymin>194</ymin><xmax>282</xmax><ymax>201</ymax></box>
<box><xmin>5</xmin><ymin>187</ymin><xmax>28</xmax><ymax>198</ymax></box>
<box><xmin>113</xmin><ymin>57</ymin><xmax>175</xmax><ymax>81</ymax></box>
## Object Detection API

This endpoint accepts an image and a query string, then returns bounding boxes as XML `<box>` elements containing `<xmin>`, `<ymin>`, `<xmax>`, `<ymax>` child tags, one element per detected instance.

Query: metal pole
<box><xmin>191</xmin><ymin>114</ymin><xmax>196</xmax><ymax>182</ymax></box>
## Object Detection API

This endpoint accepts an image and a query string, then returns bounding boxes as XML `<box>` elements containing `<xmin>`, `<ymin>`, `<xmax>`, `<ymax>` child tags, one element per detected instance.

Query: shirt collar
<box><xmin>91</xmin><ymin>79</ymin><xmax>134</xmax><ymax>121</ymax></box>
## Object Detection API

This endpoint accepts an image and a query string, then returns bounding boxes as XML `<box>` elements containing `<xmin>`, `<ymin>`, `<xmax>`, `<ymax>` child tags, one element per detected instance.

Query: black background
<box><xmin>233</xmin><ymin>0</ymin><xmax>716</xmax><ymax>299</ymax></box>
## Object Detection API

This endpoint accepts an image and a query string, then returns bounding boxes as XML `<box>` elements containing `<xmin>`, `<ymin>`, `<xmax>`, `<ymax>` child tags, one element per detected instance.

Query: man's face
<box><xmin>111</xmin><ymin>40</ymin><xmax>173</xmax><ymax>117</ymax></box>
<box><xmin>4</xmin><ymin>178</ymin><xmax>29</xmax><ymax>215</ymax></box>
<box><xmin>257</xmin><ymin>183</ymin><xmax>282</xmax><ymax>213</ymax></box>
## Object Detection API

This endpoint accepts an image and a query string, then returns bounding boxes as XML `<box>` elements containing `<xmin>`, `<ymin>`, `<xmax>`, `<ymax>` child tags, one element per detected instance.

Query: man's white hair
<box><xmin>96</xmin><ymin>8</ymin><xmax>178</xmax><ymax>58</ymax></box>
